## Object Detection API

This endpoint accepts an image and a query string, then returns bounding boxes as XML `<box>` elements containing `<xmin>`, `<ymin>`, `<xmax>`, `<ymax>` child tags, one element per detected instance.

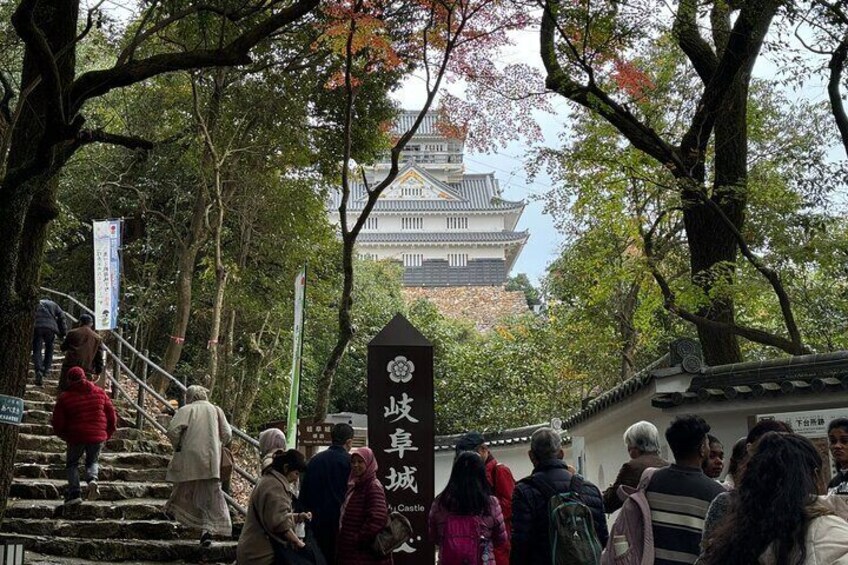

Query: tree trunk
<box><xmin>682</xmin><ymin>200</ymin><xmax>743</xmax><ymax>365</ymax></box>
<box><xmin>157</xmin><ymin>187</ymin><xmax>208</xmax><ymax>388</ymax></box>
<box><xmin>685</xmin><ymin>72</ymin><xmax>749</xmax><ymax>366</ymax></box>
<box><xmin>312</xmin><ymin>236</ymin><xmax>355</xmax><ymax>422</ymax></box>
<box><xmin>0</xmin><ymin>0</ymin><xmax>79</xmax><ymax>521</ymax></box>
<box><xmin>617</xmin><ymin>280</ymin><xmax>641</xmax><ymax>382</ymax></box>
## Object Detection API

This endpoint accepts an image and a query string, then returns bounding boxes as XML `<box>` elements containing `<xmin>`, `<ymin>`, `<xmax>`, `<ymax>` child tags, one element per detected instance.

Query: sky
<box><xmin>392</xmin><ymin>32</ymin><xmax>571</xmax><ymax>287</ymax></box>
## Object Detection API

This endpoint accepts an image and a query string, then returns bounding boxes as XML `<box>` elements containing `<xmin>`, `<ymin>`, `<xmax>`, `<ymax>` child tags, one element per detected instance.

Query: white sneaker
<box><xmin>87</xmin><ymin>480</ymin><xmax>100</xmax><ymax>501</ymax></box>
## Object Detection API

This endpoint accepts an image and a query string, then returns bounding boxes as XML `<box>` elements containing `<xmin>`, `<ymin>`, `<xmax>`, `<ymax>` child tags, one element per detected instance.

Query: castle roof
<box><xmin>329</xmin><ymin>162</ymin><xmax>524</xmax><ymax>213</ymax></box>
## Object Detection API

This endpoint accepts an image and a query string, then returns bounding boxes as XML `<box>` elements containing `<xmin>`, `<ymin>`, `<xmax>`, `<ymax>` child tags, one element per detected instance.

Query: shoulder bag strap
<box><xmin>250</xmin><ymin>476</ymin><xmax>294</xmax><ymax>547</ymax></box>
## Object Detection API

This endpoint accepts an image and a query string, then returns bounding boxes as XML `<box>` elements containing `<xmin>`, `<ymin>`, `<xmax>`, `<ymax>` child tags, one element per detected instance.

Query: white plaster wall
<box><xmin>565</xmin><ymin>386</ymin><xmax>848</xmax><ymax>495</ymax></box>
<box><xmin>334</xmin><ymin>214</ymin><xmax>506</xmax><ymax>233</ymax></box>
<box><xmin>434</xmin><ymin>443</ymin><xmax>536</xmax><ymax>494</ymax></box>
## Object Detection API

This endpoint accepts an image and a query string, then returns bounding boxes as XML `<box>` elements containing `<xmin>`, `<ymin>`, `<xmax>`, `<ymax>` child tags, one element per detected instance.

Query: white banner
<box><xmin>93</xmin><ymin>220</ymin><xmax>122</xmax><ymax>330</ymax></box>
<box><xmin>287</xmin><ymin>266</ymin><xmax>307</xmax><ymax>444</ymax></box>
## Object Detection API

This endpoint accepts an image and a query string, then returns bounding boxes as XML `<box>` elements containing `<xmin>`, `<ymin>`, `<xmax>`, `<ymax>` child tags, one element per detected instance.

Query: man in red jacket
<box><xmin>456</xmin><ymin>432</ymin><xmax>515</xmax><ymax>565</ymax></box>
<box><xmin>52</xmin><ymin>366</ymin><xmax>117</xmax><ymax>505</ymax></box>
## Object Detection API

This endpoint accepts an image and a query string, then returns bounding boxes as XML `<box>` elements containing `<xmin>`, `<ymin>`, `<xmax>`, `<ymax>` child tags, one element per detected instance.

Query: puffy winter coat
<box><xmin>337</xmin><ymin>477</ymin><xmax>392</xmax><ymax>565</ymax></box>
<box><xmin>485</xmin><ymin>456</ymin><xmax>515</xmax><ymax>565</ymax></box>
<box><xmin>34</xmin><ymin>299</ymin><xmax>66</xmax><ymax>336</ymax></box>
<box><xmin>52</xmin><ymin>377</ymin><xmax>117</xmax><ymax>444</ymax></box>
<box><xmin>758</xmin><ymin>514</ymin><xmax>848</xmax><ymax>565</ymax></box>
<box><xmin>510</xmin><ymin>459</ymin><xmax>609</xmax><ymax>565</ymax></box>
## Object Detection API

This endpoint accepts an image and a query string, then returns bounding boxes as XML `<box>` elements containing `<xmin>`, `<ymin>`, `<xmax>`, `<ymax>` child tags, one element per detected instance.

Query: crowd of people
<box><xmin>36</xmin><ymin>301</ymin><xmax>848</xmax><ymax>564</ymax></box>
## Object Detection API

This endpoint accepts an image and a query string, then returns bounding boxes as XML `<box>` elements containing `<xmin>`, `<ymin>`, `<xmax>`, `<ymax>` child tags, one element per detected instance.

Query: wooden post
<box><xmin>368</xmin><ymin>314</ymin><xmax>434</xmax><ymax>564</ymax></box>
<box><xmin>137</xmin><ymin>350</ymin><xmax>148</xmax><ymax>431</ymax></box>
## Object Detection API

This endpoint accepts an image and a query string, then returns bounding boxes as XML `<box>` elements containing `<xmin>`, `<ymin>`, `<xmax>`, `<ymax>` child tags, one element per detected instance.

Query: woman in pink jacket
<box><xmin>429</xmin><ymin>451</ymin><xmax>507</xmax><ymax>565</ymax></box>
<box><xmin>337</xmin><ymin>447</ymin><xmax>392</xmax><ymax>565</ymax></box>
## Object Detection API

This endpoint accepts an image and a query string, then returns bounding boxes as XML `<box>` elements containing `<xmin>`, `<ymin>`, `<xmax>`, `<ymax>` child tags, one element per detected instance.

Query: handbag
<box><xmin>220</xmin><ymin>446</ymin><xmax>234</xmax><ymax>484</ymax></box>
<box><xmin>372</xmin><ymin>511</ymin><xmax>414</xmax><ymax>556</ymax></box>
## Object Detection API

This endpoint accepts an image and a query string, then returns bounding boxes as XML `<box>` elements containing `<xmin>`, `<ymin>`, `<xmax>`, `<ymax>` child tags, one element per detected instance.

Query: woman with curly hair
<box><xmin>699</xmin><ymin>432</ymin><xmax>848</xmax><ymax>565</ymax></box>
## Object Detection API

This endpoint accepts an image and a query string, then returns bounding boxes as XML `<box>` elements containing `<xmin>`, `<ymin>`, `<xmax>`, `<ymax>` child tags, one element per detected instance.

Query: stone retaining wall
<box><xmin>402</xmin><ymin>286</ymin><xmax>530</xmax><ymax>331</ymax></box>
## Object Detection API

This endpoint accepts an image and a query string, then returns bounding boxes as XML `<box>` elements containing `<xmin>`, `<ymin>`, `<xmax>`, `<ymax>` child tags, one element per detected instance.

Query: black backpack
<box><xmin>526</xmin><ymin>473</ymin><xmax>603</xmax><ymax>565</ymax></box>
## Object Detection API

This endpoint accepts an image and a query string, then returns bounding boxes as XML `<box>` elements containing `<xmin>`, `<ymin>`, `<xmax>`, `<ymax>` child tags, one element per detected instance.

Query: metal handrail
<box><xmin>41</xmin><ymin>287</ymin><xmax>262</xmax><ymax>513</ymax></box>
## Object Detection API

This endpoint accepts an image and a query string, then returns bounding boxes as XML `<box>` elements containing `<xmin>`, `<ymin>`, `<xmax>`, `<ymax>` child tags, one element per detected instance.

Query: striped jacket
<box><xmin>337</xmin><ymin>477</ymin><xmax>392</xmax><ymax>565</ymax></box>
<box><xmin>644</xmin><ymin>464</ymin><xmax>725</xmax><ymax>564</ymax></box>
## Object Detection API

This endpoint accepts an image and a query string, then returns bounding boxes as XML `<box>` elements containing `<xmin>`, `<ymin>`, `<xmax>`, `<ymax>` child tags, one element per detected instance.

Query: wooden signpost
<box><xmin>368</xmin><ymin>314</ymin><xmax>434</xmax><ymax>564</ymax></box>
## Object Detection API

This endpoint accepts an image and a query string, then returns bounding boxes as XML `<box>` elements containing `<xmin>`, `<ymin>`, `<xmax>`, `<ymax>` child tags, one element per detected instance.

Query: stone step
<box><xmin>19</xmin><ymin>422</ymin><xmax>53</xmax><ymax>436</ymax></box>
<box><xmin>26</xmin><ymin>552</ymin><xmax>212</xmax><ymax>565</ymax></box>
<box><xmin>2</xmin><ymin>518</ymin><xmax>194</xmax><ymax>541</ymax></box>
<box><xmin>25</xmin><ymin>400</ymin><xmax>56</xmax><ymax>412</ymax></box>
<box><xmin>15</xmin><ymin>463</ymin><xmax>167</xmax><ymax>482</ymax></box>
<box><xmin>15</xmin><ymin>433</ymin><xmax>172</xmax><ymax>455</ymax></box>
<box><xmin>22</xmin><ymin>409</ymin><xmax>52</xmax><ymax>424</ymax></box>
<box><xmin>5</xmin><ymin>498</ymin><xmax>169</xmax><ymax>521</ymax></box>
<box><xmin>25</xmin><ymin>389</ymin><xmax>56</xmax><ymax>402</ymax></box>
<box><xmin>10</xmin><ymin>478</ymin><xmax>173</xmax><ymax>501</ymax></box>
<box><xmin>3</xmin><ymin>534</ymin><xmax>236</xmax><ymax>563</ymax></box>
<box><xmin>15</xmin><ymin>450</ymin><xmax>172</xmax><ymax>468</ymax></box>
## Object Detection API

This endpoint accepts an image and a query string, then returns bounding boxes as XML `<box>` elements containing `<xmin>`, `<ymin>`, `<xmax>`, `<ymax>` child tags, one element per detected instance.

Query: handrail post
<box><xmin>137</xmin><ymin>349</ymin><xmax>148</xmax><ymax>431</ymax></box>
<box><xmin>111</xmin><ymin>327</ymin><xmax>123</xmax><ymax>400</ymax></box>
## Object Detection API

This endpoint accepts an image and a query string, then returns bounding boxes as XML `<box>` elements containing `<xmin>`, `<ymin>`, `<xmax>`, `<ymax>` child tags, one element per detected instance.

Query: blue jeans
<box><xmin>32</xmin><ymin>327</ymin><xmax>55</xmax><ymax>377</ymax></box>
<box><xmin>66</xmin><ymin>443</ymin><xmax>102</xmax><ymax>500</ymax></box>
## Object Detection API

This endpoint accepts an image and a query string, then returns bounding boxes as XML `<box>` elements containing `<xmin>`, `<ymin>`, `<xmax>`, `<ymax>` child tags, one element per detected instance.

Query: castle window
<box><xmin>401</xmin><ymin>217</ymin><xmax>424</xmax><ymax>230</ymax></box>
<box><xmin>446</xmin><ymin>217</ymin><xmax>468</xmax><ymax>230</ymax></box>
<box><xmin>403</xmin><ymin>253</ymin><xmax>424</xmax><ymax>267</ymax></box>
<box><xmin>401</xmin><ymin>186</ymin><xmax>423</xmax><ymax>198</ymax></box>
<box><xmin>364</xmin><ymin>216</ymin><xmax>379</xmax><ymax>230</ymax></box>
<box><xmin>358</xmin><ymin>253</ymin><xmax>379</xmax><ymax>261</ymax></box>
<box><xmin>448</xmin><ymin>253</ymin><xmax>468</xmax><ymax>267</ymax></box>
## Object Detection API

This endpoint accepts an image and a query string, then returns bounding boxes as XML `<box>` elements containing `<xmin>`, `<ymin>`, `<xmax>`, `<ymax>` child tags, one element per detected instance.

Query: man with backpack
<box><xmin>455</xmin><ymin>431</ymin><xmax>515</xmax><ymax>565</ymax></box>
<box><xmin>510</xmin><ymin>427</ymin><xmax>608</xmax><ymax>565</ymax></box>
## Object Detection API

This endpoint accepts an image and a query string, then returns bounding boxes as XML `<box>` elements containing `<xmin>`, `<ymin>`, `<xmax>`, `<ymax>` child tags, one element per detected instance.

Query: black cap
<box><xmin>455</xmin><ymin>431</ymin><xmax>486</xmax><ymax>455</ymax></box>
<box><xmin>79</xmin><ymin>313</ymin><xmax>93</xmax><ymax>325</ymax></box>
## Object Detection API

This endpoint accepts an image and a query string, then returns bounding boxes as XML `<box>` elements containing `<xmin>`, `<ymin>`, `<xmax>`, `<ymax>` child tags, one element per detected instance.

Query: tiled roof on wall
<box><xmin>560</xmin><ymin>354</ymin><xmax>671</xmax><ymax>431</ymax></box>
<box><xmin>652</xmin><ymin>351</ymin><xmax>848</xmax><ymax>408</ymax></box>
<box><xmin>434</xmin><ymin>424</ymin><xmax>551</xmax><ymax>452</ymax></box>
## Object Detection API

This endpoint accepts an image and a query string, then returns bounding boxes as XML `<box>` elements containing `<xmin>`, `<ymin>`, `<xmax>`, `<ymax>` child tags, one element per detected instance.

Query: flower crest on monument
<box><xmin>387</xmin><ymin>356</ymin><xmax>415</xmax><ymax>383</ymax></box>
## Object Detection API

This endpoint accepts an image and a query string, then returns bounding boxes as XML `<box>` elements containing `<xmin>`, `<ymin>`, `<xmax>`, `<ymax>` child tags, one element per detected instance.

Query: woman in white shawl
<box><xmin>258</xmin><ymin>428</ymin><xmax>287</xmax><ymax>471</ymax></box>
<box><xmin>165</xmin><ymin>385</ymin><xmax>232</xmax><ymax>545</ymax></box>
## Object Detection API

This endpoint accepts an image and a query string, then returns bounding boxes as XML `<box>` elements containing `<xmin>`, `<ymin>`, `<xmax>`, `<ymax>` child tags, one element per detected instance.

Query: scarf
<box><xmin>258</xmin><ymin>428</ymin><xmax>288</xmax><ymax>472</ymax></box>
<box><xmin>340</xmin><ymin>447</ymin><xmax>378</xmax><ymax>521</ymax></box>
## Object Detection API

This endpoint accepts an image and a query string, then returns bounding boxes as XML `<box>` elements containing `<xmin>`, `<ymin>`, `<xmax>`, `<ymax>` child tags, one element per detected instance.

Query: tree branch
<box><xmin>828</xmin><ymin>34</ymin><xmax>848</xmax><ymax>159</ymax></box>
<box><xmin>69</xmin><ymin>0</ymin><xmax>319</xmax><ymax>112</ymax></box>
<box><xmin>540</xmin><ymin>0</ymin><xmax>684</xmax><ymax>174</ymax></box>
<box><xmin>76</xmin><ymin>129</ymin><xmax>156</xmax><ymax>151</ymax></box>
<box><xmin>642</xmin><ymin>217</ymin><xmax>808</xmax><ymax>356</ymax></box>
<box><xmin>672</xmin><ymin>0</ymin><xmax>718</xmax><ymax>82</ymax></box>
<box><xmin>692</xmin><ymin>191</ymin><xmax>805</xmax><ymax>350</ymax></box>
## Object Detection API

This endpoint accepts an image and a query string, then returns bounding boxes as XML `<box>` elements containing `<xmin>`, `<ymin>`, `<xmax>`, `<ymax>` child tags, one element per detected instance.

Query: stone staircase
<box><xmin>1</xmin><ymin>358</ymin><xmax>238</xmax><ymax>563</ymax></box>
